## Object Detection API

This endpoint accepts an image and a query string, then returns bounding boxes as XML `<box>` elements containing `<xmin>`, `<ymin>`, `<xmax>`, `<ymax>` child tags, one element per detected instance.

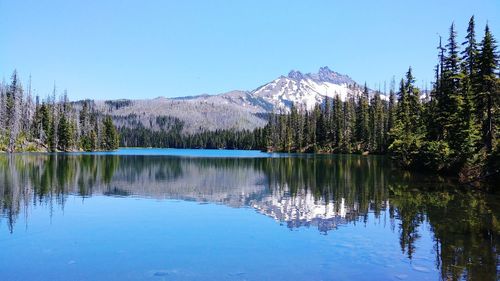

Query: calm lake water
<box><xmin>0</xmin><ymin>149</ymin><xmax>498</xmax><ymax>281</ymax></box>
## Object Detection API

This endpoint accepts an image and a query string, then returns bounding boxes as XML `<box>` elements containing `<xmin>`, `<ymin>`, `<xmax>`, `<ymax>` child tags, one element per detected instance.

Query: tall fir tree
<box><xmin>477</xmin><ymin>24</ymin><xmax>499</xmax><ymax>152</ymax></box>
<box><xmin>333</xmin><ymin>94</ymin><xmax>344</xmax><ymax>149</ymax></box>
<box><xmin>356</xmin><ymin>83</ymin><xmax>370</xmax><ymax>151</ymax></box>
<box><xmin>387</xmin><ymin>78</ymin><xmax>397</xmax><ymax>143</ymax></box>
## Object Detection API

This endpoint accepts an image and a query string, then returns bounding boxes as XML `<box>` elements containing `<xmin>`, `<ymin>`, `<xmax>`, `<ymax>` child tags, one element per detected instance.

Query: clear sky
<box><xmin>1</xmin><ymin>0</ymin><xmax>498</xmax><ymax>101</ymax></box>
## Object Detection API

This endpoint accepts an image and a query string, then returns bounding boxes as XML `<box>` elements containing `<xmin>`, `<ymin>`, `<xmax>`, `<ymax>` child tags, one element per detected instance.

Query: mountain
<box><xmin>252</xmin><ymin>66</ymin><xmax>363</xmax><ymax>110</ymax></box>
<box><xmin>94</xmin><ymin>91</ymin><xmax>269</xmax><ymax>133</ymax></box>
<box><xmin>93</xmin><ymin>67</ymin><xmax>369</xmax><ymax>133</ymax></box>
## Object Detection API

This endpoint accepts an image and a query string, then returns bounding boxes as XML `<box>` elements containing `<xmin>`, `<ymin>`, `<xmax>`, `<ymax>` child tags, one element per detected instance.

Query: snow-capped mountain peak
<box><xmin>287</xmin><ymin>70</ymin><xmax>305</xmax><ymax>81</ymax></box>
<box><xmin>252</xmin><ymin>66</ymin><xmax>362</xmax><ymax>111</ymax></box>
<box><xmin>315</xmin><ymin>66</ymin><xmax>356</xmax><ymax>84</ymax></box>
<box><xmin>97</xmin><ymin>66</ymin><xmax>373</xmax><ymax>133</ymax></box>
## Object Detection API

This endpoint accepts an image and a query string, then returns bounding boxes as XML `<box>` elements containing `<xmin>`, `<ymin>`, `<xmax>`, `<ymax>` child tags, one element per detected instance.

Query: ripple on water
<box><xmin>412</xmin><ymin>265</ymin><xmax>430</xmax><ymax>273</ymax></box>
<box><xmin>148</xmin><ymin>269</ymin><xmax>179</xmax><ymax>278</ymax></box>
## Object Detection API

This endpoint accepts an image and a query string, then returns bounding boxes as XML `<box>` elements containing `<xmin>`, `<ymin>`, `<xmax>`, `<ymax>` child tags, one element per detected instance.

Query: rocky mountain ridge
<box><xmin>93</xmin><ymin>67</ymin><xmax>371</xmax><ymax>133</ymax></box>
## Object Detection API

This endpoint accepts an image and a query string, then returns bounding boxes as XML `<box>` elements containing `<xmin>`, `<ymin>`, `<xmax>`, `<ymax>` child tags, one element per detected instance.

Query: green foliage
<box><xmin>418</xmin><ymin>141</ymin><xmax>452</xmax><ymax>171</ymax></box>
<box><xmin>388</xmin><ymin>120</ymin><xmax>423</xmax><ymax>167</ymax></box>
<box><xmin>118</xmin><ymin>124</ymin><xmax>260</xmax><ymax>150</ymax></box>
<box><xmin>0</xmin><ymin>16</ymin><xmax>496</xmax><ymax>183</ymax></box>
<box><xmin>260</xmin><ymin>16</ymin><xmax>497</xmax><ymax>182</ymax></box>
<box><xmin>476</xmin><ymin>24</ymin><xmax>499</xmax><ymax>152</ymax></box>
<box><xmin>0</xmin><ymin>72</ymin><xmax>120</xmax><ymax>152</ymax></box>
<box><xmin>57</xmin><ymin>113</ymin><xmax>72</xmax><ymax>151</ymax></box>
<box><xmin>356</xmin><ymin>83</ymin><xmax>370</xmax><ymax>150</ymax></box>
<box><xmin>101</xmin><ymin>116</ymin><xmax>119</xmax><ymax>150</ymax></box>
<box><xmin>0</xmin><ymin>134</ymin><xmax>7</xmax><ymax>151</ymax></box>
<box><xmin>387</xmin><ymin>17</ymin><xmax>499</xmax><ymax>179</ymax></box>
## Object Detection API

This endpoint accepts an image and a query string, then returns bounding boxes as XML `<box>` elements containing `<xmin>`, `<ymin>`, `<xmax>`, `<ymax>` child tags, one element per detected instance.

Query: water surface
<box><xmin>0</xmin><ymin>149</ymin><xmax>498</xmax><ymax>280</ymax></box>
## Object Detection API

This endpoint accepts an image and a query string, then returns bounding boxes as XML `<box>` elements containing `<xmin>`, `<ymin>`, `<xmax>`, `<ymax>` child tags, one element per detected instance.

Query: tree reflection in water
<box><xmin>0</xmin><ymin>154</ymin><xmax>498</xmax><ymax>280</ymax></box>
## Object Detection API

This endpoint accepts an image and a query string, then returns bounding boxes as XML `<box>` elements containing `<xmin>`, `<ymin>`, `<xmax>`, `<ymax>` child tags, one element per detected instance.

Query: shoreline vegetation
<box><xmin>115</xmin><ymin>17</ymin><xmax>499</xmax><ymax>186</ymax></box>
<box><xmin>1</xmin><ymin>17</ymin><xmax>498</xmax><ymax>186</ymax></box>
<box><xmin>0</xmin><ymin>73</ymin><xmax>119</xmax><ymax>153</ymax></box>
<box><xmin>258</xmin><ymin>17</ymin><xmax>499</xmax><ymax>186</ymax></box>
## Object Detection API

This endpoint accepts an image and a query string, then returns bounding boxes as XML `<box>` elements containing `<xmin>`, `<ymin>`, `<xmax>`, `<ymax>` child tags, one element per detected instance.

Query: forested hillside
<box><xmin>90</xmin><ymin>67</ymin><xmax>366</xmax><ymax>136</ymax></box>
<box><xmin>0</xmin><ymin>72</ymin><xmax>119</xmax><ymax>152</ymax></box>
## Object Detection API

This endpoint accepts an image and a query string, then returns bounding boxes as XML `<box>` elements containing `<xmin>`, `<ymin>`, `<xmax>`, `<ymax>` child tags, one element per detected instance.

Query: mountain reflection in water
<box><xmin>0</xmin><ymin>153</ymin><xmax>498</xmax><ymax>281</ymax></box>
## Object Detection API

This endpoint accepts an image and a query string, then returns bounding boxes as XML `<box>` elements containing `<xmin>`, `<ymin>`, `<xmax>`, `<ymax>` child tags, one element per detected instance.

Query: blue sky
<box><xmin>1</xmin><ymin>0</ymin><xmax>498</xmax><ymax>100</ymax></box>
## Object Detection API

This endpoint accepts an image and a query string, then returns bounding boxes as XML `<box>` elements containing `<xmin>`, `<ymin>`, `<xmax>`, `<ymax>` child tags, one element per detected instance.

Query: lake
<box><xmin>0</xmin><ymin>149</ymin><xmax>498</xmax><ymax>281</ymax></box>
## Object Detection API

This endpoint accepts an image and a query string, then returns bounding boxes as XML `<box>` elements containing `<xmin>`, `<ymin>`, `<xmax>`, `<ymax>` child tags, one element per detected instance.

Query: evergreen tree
<box><xmin>343</xmin><ymin>96</ymin><xmax>356</xmax><ymax>153</ymax></box>
<box><xmin>453</xmin><ymin>17</ymin><xmax>482</xmax><ymax>160</ymax></box>
<box><xmin>6</xmin><ymin>71</ymin><xmax>19</xmax><ymax>152</ymax></box>
<box><xmin>389</xmin><ymin>73</ymin><xmax>425</xmax><ymax>167</ymax></box>
<box><xmin>462</xmin><ymin>16</ymin><xmax>479</xmax><ymax>81</ymax></box>
<box><xmin>324</xmin><ymin>97</ymin><xmax>332</xmax><ymax>142</ymax></box>
<box><xmin>443</xmin><ymin>23</ymin><xmax>465</xmax><ymax>151</ymax></box>
<box><xmin>40</xmin><ymin>102</ymin><xmax>51</xmax><ymax>146</ymax></box>
<box><xmin>102</xmin><ymin>116</ymin><xmax>119</xmax><ymax>150</ymax></box>
<box><xmin>315</xmin><ymin>104</ymin><xmax>327</xmax><ymax>148</ymax></box>
<box><xmin>31</xmin><ymin>95</ymin><xmax>41</xmax><ymax>140</ymax></box>
<box><xmin>477</xmin><ymin>24</ymin><xmax>499</xmax><ymax>152</ymax></box>
<box><xmin>356</xmin><ymin>83</ymin><xmax>370</xmax><ymax>151</ymax></box>
<box><xmin>333</xmin><ymin>94</ymin><xmax>344</xmax><ymax>149</ymax></box>
<box><xmin>405</xmin><ymin>67</ymin><xmax>423</xmax><ymax>135</ymax></box>
<box><xmin>370</xmin><ymin>91</ymin><xmax>385</xmax><ymax>153</ymax></box>
<box><xmin>0</xmin><ymin>84</ymin><xmax>5</xmax><ymax>136</ymax></box>
<box><xmin>0</xmin><ymin>71</ymin><xmax>119</xmax><ymax>153</ymax></box>
<box><xmin>387</xmin><ymin>78</ymin><xmax>397</xmax><ymax>133</ymax></box>
<box><xmin>58</xmin><ymin>112</ymin><xmax>72</xmax><ymax>151</ymax></box>
<box><xmin>457</xmin><ymin>63</ymin><xmax>481</xmax><ymax>158</ymax></box>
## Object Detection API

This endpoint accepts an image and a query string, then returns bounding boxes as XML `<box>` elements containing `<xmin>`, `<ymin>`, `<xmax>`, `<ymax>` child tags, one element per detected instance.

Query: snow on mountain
<box><xmin>96</xmin><ymin>66</ymin><xmax>378</xmax><ymax>132</ymax></box>
<box><xmin>251</xmin><ymin>66</ymin><xmax>367</xmax><ymax>111</ymax></box>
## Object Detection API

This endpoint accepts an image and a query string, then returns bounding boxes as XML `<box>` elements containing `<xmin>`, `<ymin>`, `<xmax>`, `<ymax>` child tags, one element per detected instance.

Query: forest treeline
<box><xmin>2</xmin><ymin>16</ymin><xmax>497</xmax><ymax>182</ymax></box>
<box><xmin>0</xmin><ymin>73</ymin><xmax>119</xmax><ymax>152</ymax></box>
<box><xmin>262</xmin><ymin>17</ymin><xmax>499</xmax><ymax>180</ymax></box>
<box><xmin>117</xmin><ymin>17</ymin><xmax>498</xmax><ymax>182</ymax></box>
<box><xmin>118</xmin><ymin>124</ymin><xmax>263</xmax><ymax>149</ymax></box>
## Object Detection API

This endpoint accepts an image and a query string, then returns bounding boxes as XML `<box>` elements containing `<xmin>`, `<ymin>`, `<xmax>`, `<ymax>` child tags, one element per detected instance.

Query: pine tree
<box><xmin>397</xmin><ymin>78</ymin><xmax>410</xmax><ymax>132</ymax></box>
<box><xmin>0</xmin><ymin>70</ymin><xmax>120</xmax><ymax>153</ymax></box>
<box><xmin>58</xmin><ymin>111</ymin><xmax>71</xmax><ymax>151</ymax></box>
<box><xmin>477</xmin><ymin>24</ymin><xmax>499</xmax><ymax>152</ymax></box>
<box><xmin>405</xmin><ymin>67</ymin><xmax>423</xmax><ymax>134</ymax></box>
<box><xmin>370</xmin><ymin>91</ymin><xmax>385</xmax><ymax>153</ymax></box>
<box><xmin>387</xmin><ymin>78</ymin><xmax>398</xmax><ymax>148</ymax></box>
<box><xmin>462</xmin><ymin>16</ymin><xmax>479</xmax><ymax>81</ymax></box>
<box><xmin>457</xmin><ymin>63</ymin><xmax>481</xmax><ymax>158</ymax></box>
<box><xmin>6</xmin><ymin>71</ymin><xmax>19</xmax><ymax>152</ymax></box>
<box><xmin>324</xmin><ymin>97</ymin><xmax>332</xmax><ymax>143</ymax></box>
<box><xmin>0</xmin><ymin>85</ymin><xmax>5</xmax><ymax>143</ymax></box>
<box><xmin>31</xmin><ymin>95</ymin><xmax>42</xmax><ymax>140</ymax></box>
<box><xmin>435</xmin><ymin>24</ymin><xmax>461</xmax><ymax>144</ymax></box>
<box><xmin>432</xmin><ymin>36</ymin><xmax>448</xmax><ymax>141</ymax></box>
<box><xmin>49</xmin><ymin>88</ymin><xmax>58</xmax><ymax>151</ymax></box>
<box><xmin>389</xmin><ymin>73</ymin><xmax>425</xmax><ymax>167</ymax></box>
<box><xmin>342</xmin><ymin>96</ymin><xmax>356</xmax><ymax>153</ymax></box>
<box><xmin>356</xmin><ymin>83</ymin><xmax>370</xmax><ymax>151</ymax></box>
<box><xmin>333</xmin><ymin>94</ymin><xmax>344</xmax><ymax>149</ymax></box>
<box><xmin>102</xmin><ymin>116</ymin><xmax>119</xmax><ymax>150</ymax></box>
<box><xmin>454</xmin><ymin>17</ymin><xmax>482</xmax><ymax>159</ymax></box>
<box><xmin>40</xmin><ymin>102</ymin><xmax>51</xmax><ymax>146</ymax></box>
<box><xmin>315</xmin><ymin>104</ymin><xmax>327</xmax><ymax>148</ymax></box>
<box><xmin>290</xmin><ymin>104</ymin><xmax>302</xmax><ymax>151</ymax></box>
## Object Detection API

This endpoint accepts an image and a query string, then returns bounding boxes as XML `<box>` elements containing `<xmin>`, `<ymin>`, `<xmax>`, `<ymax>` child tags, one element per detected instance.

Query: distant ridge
<box><xmin>93</xmin><ymin>67</ymin><xmax>373</xmax><ymax>133</ymax></box>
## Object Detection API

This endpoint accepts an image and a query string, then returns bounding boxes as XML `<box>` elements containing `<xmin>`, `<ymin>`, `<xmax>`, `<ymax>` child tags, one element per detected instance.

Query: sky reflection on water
<box><xmin>0</xmin><ymin>150</ymin><xmax>498</xmax><ymax>281</ymax></box>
